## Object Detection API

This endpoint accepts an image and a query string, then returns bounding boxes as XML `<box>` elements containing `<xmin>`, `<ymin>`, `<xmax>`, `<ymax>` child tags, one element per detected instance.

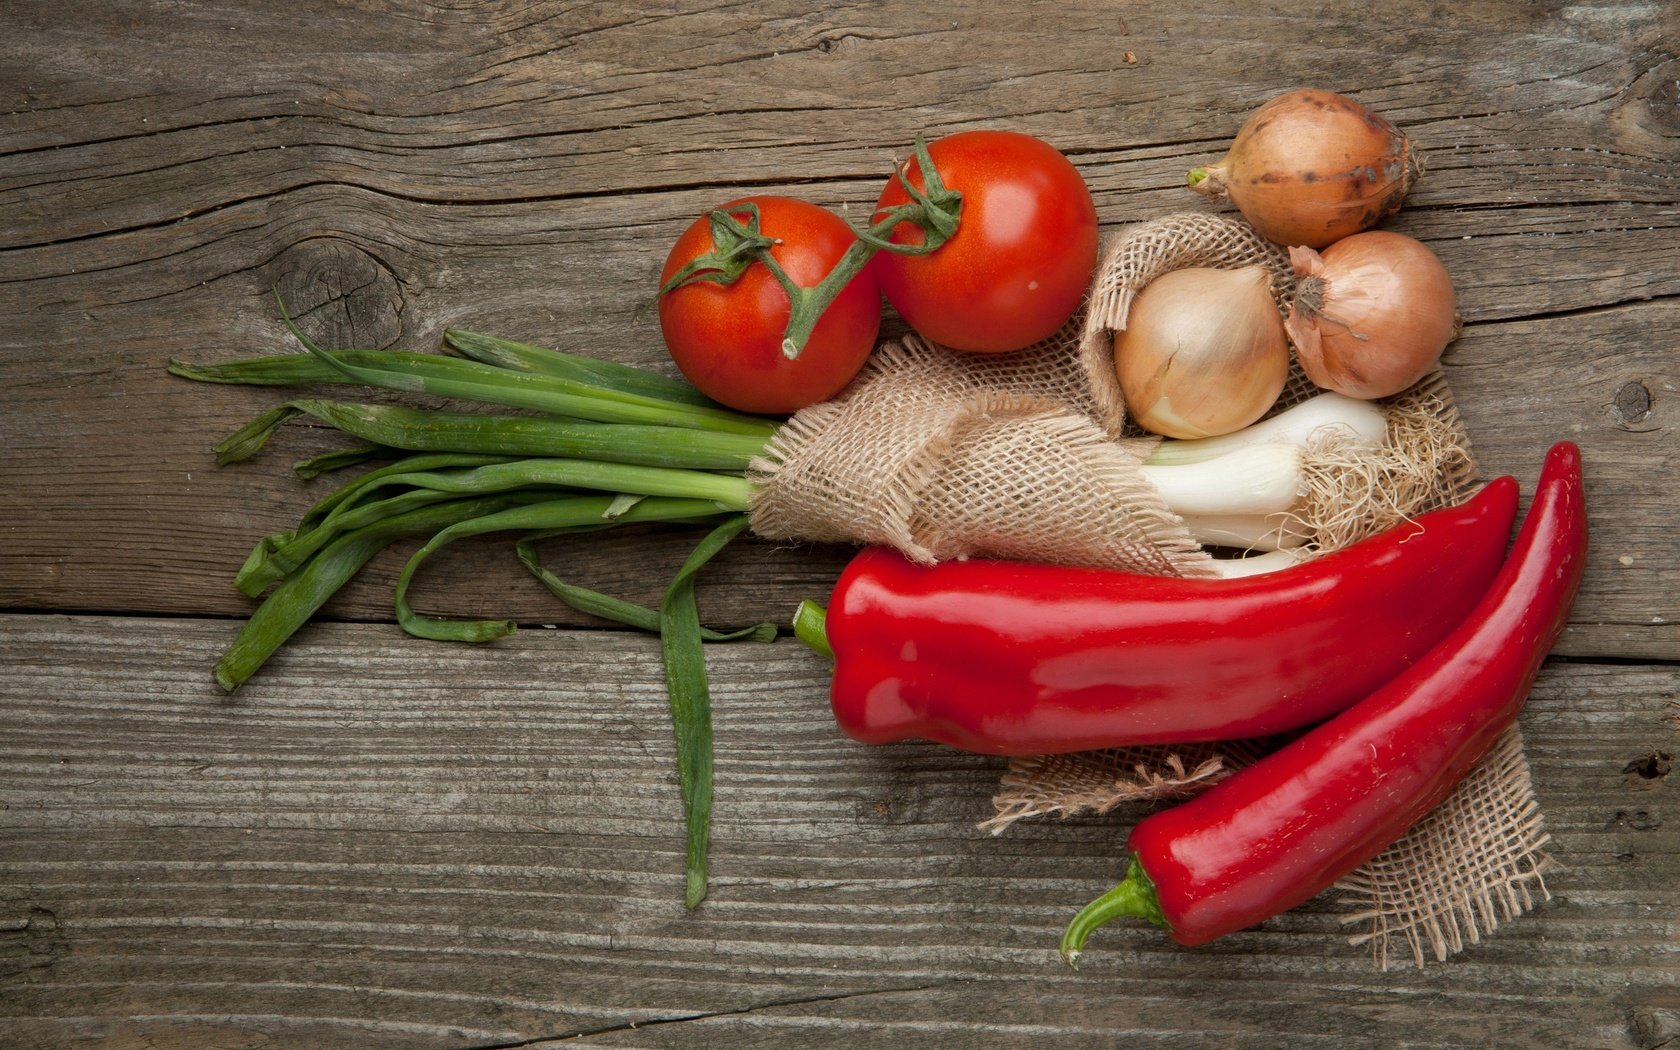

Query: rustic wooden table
<box><xmin>3</xmin><ymin>2</ymin><xmax>1677</xmax><ymax>1047</ymax></box>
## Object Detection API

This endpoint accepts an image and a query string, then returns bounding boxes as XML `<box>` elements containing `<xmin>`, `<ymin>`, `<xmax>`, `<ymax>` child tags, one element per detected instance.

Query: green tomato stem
<box><xmin>772</xmin><ymin>135</ymin><xmax>963</xmax><ymax>359</ymax></box>
<box><xmin>657</xmin><ymin>134</ymin><xmax>964</xmax><ymax>362</ymax></box>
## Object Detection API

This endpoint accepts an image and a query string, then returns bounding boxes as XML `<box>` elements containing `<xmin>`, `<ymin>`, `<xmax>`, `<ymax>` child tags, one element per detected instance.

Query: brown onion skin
<box><xmin>1285</xmin><ymin>231</ymin><xmax>1459</xmax><ymax>400</ymax></box>
<box><xmin>1114</xmin><ymin>265</ymin><xmax>1291</xmax><ymax>439</ymax></box>
<box><xmin>1190</xmin><ymin>88</ymin><xmax>1420</xmax><ymax>249</ymax></box>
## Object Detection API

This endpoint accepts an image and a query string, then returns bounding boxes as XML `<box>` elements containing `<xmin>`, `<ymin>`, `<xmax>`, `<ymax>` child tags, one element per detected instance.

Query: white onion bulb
<box><xmin>1113</xmin><ymin>265</ymin><xmax>1291</xmax><ymax>439</ymax></box>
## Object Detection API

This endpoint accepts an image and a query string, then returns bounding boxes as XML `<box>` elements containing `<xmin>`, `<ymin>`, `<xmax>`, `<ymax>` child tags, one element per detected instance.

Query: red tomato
<box><xmin>657</xmin><ymin>195</ymin><xmax>881</xmax><ymax>415</ymax></box>
<box><xmin>872</xmin><ymin>131</ymin><xmax>1099</xmax><ymax>353</ymax></box>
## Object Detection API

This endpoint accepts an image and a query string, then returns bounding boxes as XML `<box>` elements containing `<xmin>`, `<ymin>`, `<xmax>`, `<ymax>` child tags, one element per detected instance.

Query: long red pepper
<box><xmin>804</xmin><ymin>476</ymin><xmax>1518</xmax><ymax>756</ymax></box>
<box><xmin>1060</xmin><ymin>441</ymin><xmax>1588</xmax><ymax>960</ymax></box>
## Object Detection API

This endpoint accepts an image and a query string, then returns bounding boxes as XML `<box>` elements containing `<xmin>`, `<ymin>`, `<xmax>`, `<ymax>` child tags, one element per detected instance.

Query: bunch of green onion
<box><xmin>175</xmin><ymin>306</ymin><xmax>1388</xmax><ymax>909</ymax></box>
<box><xmin>172</xmin><ymin>311</ymin><xmax>785</xmax><ymax>909</ymax></box>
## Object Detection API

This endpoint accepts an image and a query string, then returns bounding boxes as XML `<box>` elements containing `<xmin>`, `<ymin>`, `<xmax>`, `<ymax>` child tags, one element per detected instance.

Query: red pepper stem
<box><xmin>1059</xmin><ymin>855</ymin><xmax>1168</xmax><ymax>967</ymax></box>
<box><xmin>792</xmin><ymin>599</ymin><xmax>833</xmax><ymax>661</ymax></box>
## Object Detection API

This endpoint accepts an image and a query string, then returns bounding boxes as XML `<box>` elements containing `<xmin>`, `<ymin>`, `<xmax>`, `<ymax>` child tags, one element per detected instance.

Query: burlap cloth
<box><xmin>749</xmin><ymin>214</ymin><xmax>1554</xmax><ymax>968</ymax></box>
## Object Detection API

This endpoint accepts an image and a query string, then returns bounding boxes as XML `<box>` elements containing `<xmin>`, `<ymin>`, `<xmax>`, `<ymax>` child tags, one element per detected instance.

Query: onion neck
<box><xmin>1187</xmin><ymin>162</ymin><xmax>1229</xmax><ymax>199</ymax></box>
<box><xmin>1293</xmin><ymin>274</ymin><xmax>1327</xmax><ymax>318</ymax></box>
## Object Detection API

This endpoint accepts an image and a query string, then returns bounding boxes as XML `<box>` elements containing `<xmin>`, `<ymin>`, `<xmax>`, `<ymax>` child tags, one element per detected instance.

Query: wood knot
<box><xmin>1630</xmin><ymin>1006</ymin><xmax>1680</xmax><ymax>1050</ymax></box>
<box><xmin>1611</xmin><ymin>808</ymin><xmax>1663</xmax><ymax>831</ymax></box>
<box><xmin>1624</xmin><ymin>749</ymin><xmax>1672</xmax><ymax>791</ymax></box>
<box><xmin>268</xmin><ymin>237</ymin><xmax>407</xmax><ymax>350</ymax></box>
<box><xmin>1615</xmin><ymin>380</ymin><xmax>1652</xmax><ymax>423</ymax></box>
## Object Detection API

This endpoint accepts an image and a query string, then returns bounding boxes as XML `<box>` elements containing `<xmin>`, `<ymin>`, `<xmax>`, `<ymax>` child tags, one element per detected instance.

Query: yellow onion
<box><xmin>1114</xmin><ymin>265</ymin><xmax>1290</xmax><ymax>439</ymax></box>
<box><xmin>1285</xmin><ymin>230</ymin><xmax>1459</xmax><ymax>400</ymax></box>
<box><xmin>1189</xmin><ymin>88</ymin><xmax>1420</xmax><ymax>249</ymax></box>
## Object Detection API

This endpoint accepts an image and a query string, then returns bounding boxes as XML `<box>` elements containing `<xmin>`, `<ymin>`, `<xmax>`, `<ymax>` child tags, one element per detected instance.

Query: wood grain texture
<box><xmin>1</xmin><ymin>615</ymin><xmax>1676</xmax><ymax>1048</ymax></box>
<box><xmin>2</xmin><ymin>0</ymin><xmax>1677</xmax><ymax>659</ymax></box>
<box><xmin>2</xmin><ymin>0</ymin><xmax>1678</xmax><ymax>1045</ymax></box>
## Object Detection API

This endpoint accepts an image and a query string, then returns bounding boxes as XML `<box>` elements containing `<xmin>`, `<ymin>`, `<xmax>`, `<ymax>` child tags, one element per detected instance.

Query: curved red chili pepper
<box><xmin>1060</xmin><ymin>441</ymin><xmax>1588</xmax><ymax>960</ymax></box>
<box><xmin>809</xmin><ymin>475</ymin><xmax>1519</xmax><ymax>756</ymax></box>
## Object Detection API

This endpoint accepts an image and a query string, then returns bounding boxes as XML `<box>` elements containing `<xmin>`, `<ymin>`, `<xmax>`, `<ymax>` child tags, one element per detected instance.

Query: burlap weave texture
<box><xmin>752</xmin><ymin>213</ymin><xmax>1552</xmax><ymax>967</ymax></box>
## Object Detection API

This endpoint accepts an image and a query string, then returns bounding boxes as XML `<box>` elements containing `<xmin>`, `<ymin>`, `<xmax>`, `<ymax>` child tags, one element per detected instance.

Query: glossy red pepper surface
<box><xmin>824</xmin><ymin>476</ymin><xmax>1518</xmax><ymax>756</ymax></box>
<box><xmin>1071</xmin><ymin>442</ymin><xmax>1587</xmax><ymax>952</ymax></box>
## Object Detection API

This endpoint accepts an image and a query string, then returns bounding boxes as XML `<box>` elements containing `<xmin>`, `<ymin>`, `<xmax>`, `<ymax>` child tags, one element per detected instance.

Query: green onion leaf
<box><xmin>658</xmin><ymin>514</ymin><xmax>754</xmax><ymax>909</ymax></box>
<box><xmin>443</xmin><ymin>328</ymin><xmax>728</xmax><ymax>410</ymax></box>
<box><xmin>341</xmin><ymin>457</ymin><xmax>752</xmax><ymax>513</ymax></box>
<box><xmin>296</xmin><ymin>453</ymin><xmax>521</xmax><ymax>532</ymax></box>
<box><xmin>212</xmin><ymin>399</ymin><xmax>770</xmax><ymax>471</ymax></box>
<box><xmin>392</xmin><ymin>495</ymin><xmax>736</xmax><ymax>642</ymax></box>
<box><xmin>213</xmin><ymin>492</ymin><xmax>549</xmax><ymax>692</ymax></box>
<box><xmin>267</xmin><ymin>301</ymin><xmax>776</xmax><ymax>436</ymax></box>
<box><xmin>292</xmin><ymin>444</ymin><xmax>390</xmax><ymax>479</ymax></box>
<box><xmin>514</xmin><ymin>534</ymin><xmax>776</xmax><ymax>643</ymax></box>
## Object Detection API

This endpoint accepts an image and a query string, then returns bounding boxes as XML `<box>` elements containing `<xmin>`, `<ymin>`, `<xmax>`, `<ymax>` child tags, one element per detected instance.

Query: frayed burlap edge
<box><xmin>747</xmin><ymin>333</ymin><xmax>1220</xmax><ymax>577</ymax></box>
<box><xmin>1337</xmin><ymin>726</ymin><xmax>1557</xmax><ymax>970</ymax></box>
<box><xmin>986</xmin><ymin>213</ymin><xmax>1550</xmax><ymax>969</ymax></box>
<box><xmin>980</xmin><ymin>741</ymin><xmax>1271</xmax><ymax>834</ymax></box>
<box><xmin>986</xmin><ymin>726</ymin><xmax>1555</xmax><ymax>971</ymax></box>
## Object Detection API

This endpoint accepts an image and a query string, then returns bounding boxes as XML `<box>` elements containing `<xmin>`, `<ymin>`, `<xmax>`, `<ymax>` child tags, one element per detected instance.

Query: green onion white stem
<box><xmin>1138</xmin><ymin>443</ymin><xmax>1303</xmax><ymax>518</ymax></box>
<box><xmin>1142</xmin><ymin>392</ymin><xmax>1387</xmax><ymax>466</ymax></box>
<box><xmin>1203</xmin><ymin>548</ymin><xmax>1304</xmax><ymax>579</ymax></box>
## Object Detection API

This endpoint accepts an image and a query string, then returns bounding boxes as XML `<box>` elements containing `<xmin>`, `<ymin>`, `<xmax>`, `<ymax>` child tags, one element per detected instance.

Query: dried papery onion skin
<box><xmin>1189</xmin><ymin>88</ymin><xmax>1420</xmax><ymax>249</ymax></box>
<box><xmin>1285</xmin><ymin>231</ymin><xmax>1459</xmax><ymax>401</ymax></box>
<box><xmin>1113</xmin><ymin>265</ymin><xmax>1291</xmax><ymax>439</ymax></box>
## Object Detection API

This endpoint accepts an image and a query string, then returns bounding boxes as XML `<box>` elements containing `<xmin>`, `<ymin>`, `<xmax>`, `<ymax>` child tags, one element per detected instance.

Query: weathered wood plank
<box><xmin>1</xmin><ymin>2</ymin><xmax>1676</xmax><ymax>663</ymax></box>
<box><xmin>3</xmin><ymin>296</ymin><xmax>1673</xmax><ymax>662</ymax></box>
<box><xmin>1</xmin><ymin>615</ymin><xmax>1676</xmax><ymax>1047</ymax></box>
<box><xmin>2</xmin><ymin>0</ymin><xmax>1678</xmax><ymax>1043</ymax></box>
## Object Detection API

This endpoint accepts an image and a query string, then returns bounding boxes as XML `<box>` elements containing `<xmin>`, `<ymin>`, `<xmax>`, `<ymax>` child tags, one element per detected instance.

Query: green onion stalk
<box><xmin>173</xmin><ymin>294</ymin><xmax>1354</xmax><ymax>910</ymax></box>
<box><xmin>173</xmin><ymin>315</ymin><xmax>789</xmax><ymax>911</ymax></box>
<box><xmin>172</xmin><ymin>137</ymin><xmax>973</xmax><ymax>910</ymax></box>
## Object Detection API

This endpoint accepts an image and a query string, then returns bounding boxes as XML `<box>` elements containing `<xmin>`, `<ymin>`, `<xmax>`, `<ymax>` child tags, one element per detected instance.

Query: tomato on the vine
<box><xmin>657</xmin><ymin>195</ymin><xmax>881</xmax><ymax>416</ymax></box>
<box><xmin>872</xmin><ymin>130</ymin><xmax>1099</xmax><ymax>353</ymax></box>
